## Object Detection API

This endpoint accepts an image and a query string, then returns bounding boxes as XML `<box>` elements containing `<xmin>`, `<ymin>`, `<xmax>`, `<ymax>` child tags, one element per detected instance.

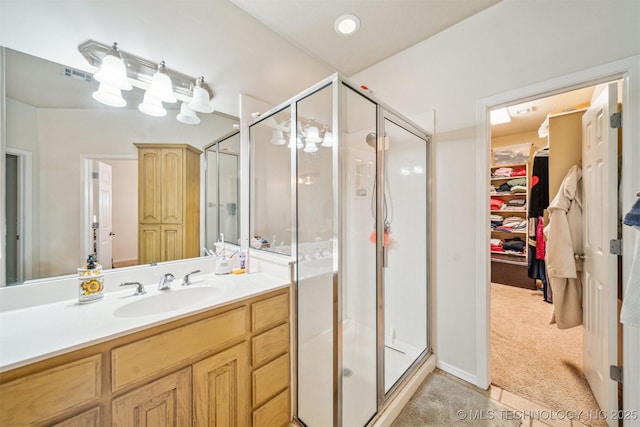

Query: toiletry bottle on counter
<box><xmin>78</xmin><ymin>254</ymin><xmax>104</xmax><ymax>303</ymax></box>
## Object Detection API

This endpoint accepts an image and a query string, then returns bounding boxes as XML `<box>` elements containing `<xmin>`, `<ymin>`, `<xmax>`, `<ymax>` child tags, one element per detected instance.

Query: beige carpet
<box><xmin>491</xmin><ymin>282</ymin><xmax>605</xmax><ymax>426</ymax></box>
<box><xmin>391</xmin><ymin>370</ymin><xmax>521</xmax><ymax>427</ymax></box>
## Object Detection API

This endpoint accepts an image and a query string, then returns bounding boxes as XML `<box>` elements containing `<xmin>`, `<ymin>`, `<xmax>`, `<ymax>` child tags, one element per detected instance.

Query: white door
<box><xmin>582</xmin><ymin>82</ymin><xmax>619</xmax><ymax>423</ymax></box>
<box><xmin>97</xmin><ymin>161</ymin><xmax>113</xmax><ymax>270</ymax></box>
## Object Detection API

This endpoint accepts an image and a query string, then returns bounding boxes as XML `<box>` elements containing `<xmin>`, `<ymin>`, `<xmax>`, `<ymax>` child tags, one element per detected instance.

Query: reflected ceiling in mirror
<box><xmin>2</xmin><ymin>47</ymin><xmax>239</xmax><ymax>286</ymax></box>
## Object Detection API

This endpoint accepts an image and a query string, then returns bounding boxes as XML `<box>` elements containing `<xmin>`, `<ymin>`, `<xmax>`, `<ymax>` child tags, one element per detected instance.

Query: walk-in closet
<box><xmin>489</xmin><ymin>80</ymin><xmax>626</xmax><ymax>427</ymax></box>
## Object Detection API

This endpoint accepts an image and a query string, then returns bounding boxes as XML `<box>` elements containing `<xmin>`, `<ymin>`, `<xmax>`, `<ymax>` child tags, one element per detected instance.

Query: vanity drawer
<box><xmin>252</xmin><ymin>352</ymin><xmax>289</xmax><ymax>407</ymax></box>
<box><xmin>253</xmin><ymin>388</ymin><xmax>290</xmax><ymax>427</ymax></box>
<box><xmin>252</xmin><ymin>323</ymin><xmax>289</xmax><ymax>367</ymax></box>
<box><xmin>0</xmin><ymin>354</ymin><xmax>101</xmax><ymax>426</ymax></box>
<box><xmin>112</xmin><ymin>306</ymin><xmax>247</xmax><ymax>391</ymax></box>
<box><xmin>251</xmin><ymin>292</ymin><xmax>289</xmax><ymax>332</ymax></box>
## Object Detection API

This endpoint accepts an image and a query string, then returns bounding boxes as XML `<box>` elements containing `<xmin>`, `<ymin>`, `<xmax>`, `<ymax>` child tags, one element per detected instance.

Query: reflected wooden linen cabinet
<box><xmin>135</xmin><ymin>143</ymin><xmax>202</xmax><ymax>264</ymax></box>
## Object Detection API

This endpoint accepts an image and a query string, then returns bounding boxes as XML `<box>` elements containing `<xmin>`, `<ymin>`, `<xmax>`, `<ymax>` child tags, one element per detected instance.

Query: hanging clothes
<box><xmin>544</xmin><ymin>165</ymin><xmax>583</xmax><ymax>329</ymax></box>
<box><xmin>620</xmin><ymin>197</ymin><xmax>640</xmax><ymax>326</ymax></box>
<box><xmin>528</xmin><ymin>149</ymin><xmax>551</xmax><ymax>301</ymax></box>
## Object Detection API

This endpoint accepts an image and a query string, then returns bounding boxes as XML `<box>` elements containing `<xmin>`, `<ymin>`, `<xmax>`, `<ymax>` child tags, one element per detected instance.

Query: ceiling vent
<box><xmin>63</xmin><ymin>66</ymin><xmax>93</xmax><ymax>83</ymax></box>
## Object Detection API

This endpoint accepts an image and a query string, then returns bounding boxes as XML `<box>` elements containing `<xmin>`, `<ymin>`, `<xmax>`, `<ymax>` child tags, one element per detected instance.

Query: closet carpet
<box><xmin>491</xmin><ymin>282</ymin><xmax>605</xmax><ymax>427</ymax></box>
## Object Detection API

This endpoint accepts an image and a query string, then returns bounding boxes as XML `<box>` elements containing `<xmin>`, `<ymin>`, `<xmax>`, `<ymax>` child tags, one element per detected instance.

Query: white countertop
<box><xmin>0</xmin><ymin>272</ymin><xmax>289</xmax><ymax>372</ymax></box>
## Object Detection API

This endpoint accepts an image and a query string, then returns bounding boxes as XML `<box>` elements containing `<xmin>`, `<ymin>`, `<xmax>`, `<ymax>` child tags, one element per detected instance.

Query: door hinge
<box><xmin>610</xmin><ymin>365</ymin><xmax>623</xmax><ymax>384</ymax></box>
<box><xmin>610</xmin><ymin>112</ymin><xmax>622</xmax><ymax>129</ymax></box>
<box><xmin>610</xmin><ymin>239</ymin><xmax>623</xmax><ymax>256</ymax></box>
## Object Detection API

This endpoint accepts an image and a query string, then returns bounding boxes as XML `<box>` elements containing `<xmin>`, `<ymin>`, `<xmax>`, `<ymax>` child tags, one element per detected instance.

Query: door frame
<box><xmin>80</xmin><ymin>154</ymin><xmax>137</xmax><ymax>265</ymax></box>
<box><xmin>475</xmin><ymin>55</ymin><xmax>640</xmax><ymax>412</ymax></box>
<box><xmin>5</xmin><ymin>148</ymin><xmax>32</xmax><ymax>283</ymax></box>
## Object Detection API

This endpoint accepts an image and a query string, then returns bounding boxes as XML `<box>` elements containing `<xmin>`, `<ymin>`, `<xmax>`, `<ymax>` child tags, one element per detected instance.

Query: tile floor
<box><xmin>439</xmin><ymin>370</ymin><xmax>604</xmax><ymax>427</ymax></box>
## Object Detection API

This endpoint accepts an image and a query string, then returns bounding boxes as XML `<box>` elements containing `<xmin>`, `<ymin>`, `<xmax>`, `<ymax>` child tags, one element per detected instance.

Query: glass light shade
<box><xmin>188</xmin><ymin>85</ymin><xmax>214</xmax><ymax>113</ymax></box>
<box><xmin>176</xmin><ymin>101</ymin><xmax>200</xmax><ymax>125</ymax></box>
<box><xmin>305</xmin><ymin>126</ymin><xmax>322</xmax><ymax>143</ymax></box>
<box><xmin>271</xmin><ymin>129</ymin><xmax>286</xmax><ymax>145</ymax></box>
<box><xmin>138</xmin><ymin>92</ymin><xmax>167</xmax><ymax>117</ymax></box>
<box><xmin>303</xmin><ymin>140</ymin><xmax>318</xmax><ymax>153</ymax></box>
<box><xmin>94</xmin><ymin>49</ymin><xmax>132</xmax><ymax>90</ymax></box>
<box><xmin>288</xmin><ymin>135</ymin><xmax>304</xmax><ymax>149</ymax></box>
<box><xmin>321</xmin><ymin>131</ymin><xmax>333</xmax><ymax>147</ymax></box>
<box><xmin>147</xmin><ymin>63</ymin><xmax>177</xmax><ymax>103</ymax></box>
<box><xmin>92</xmin><ymin>83</ymin><xmax>126</xmax><ymax>107</ymax></box>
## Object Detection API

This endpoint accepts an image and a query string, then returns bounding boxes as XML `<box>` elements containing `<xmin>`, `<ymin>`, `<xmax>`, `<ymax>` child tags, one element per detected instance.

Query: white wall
<box><xmin>353</xmin><ymin>0</ymin><xmax>640</xmax><ymax>382</ymax></box>
<box><xmin>105</xmin><ymin>159</ymin><xmax>138</xmax><ymax>265</ymax></box>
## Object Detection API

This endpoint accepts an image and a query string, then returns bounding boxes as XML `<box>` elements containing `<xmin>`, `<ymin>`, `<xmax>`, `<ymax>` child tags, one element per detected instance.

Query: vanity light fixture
<box><xmin>93</xmin><ymin>43</ymin><xmax>132</xmax><ymax>90</ymax></box>
<box><xmin>146</xmin><ymin>61</ymin><xmax>177</xmax><ymax>103</ymax></box>
<box><xmin>138</xmin><ymin>92</ymin><xmax>167</xmax><ymax>117</ymax></box>
<box><xmin>189</xmin><ymin>77</ymin><xmax>215</xmax><ymax>114</ymax></box>
<box><xmin>321</xmin><ymin>128</ymin><xmax>333</xmax><ymax>147</ymax></box>
<box><xmin>92</xmin><ymin>82</ymin><xmax>127</xmax><ymax>108</ymax></box>
<box><xmin>270</xmin><ymin>129</ymin><xmax>287</xmax><ymax>145</ymax></box>
<box><xmin>176</xmin><ymin>102</ymin><xmax>200</xmax><ymax>125</ymax></box>
<box><xmin>334</xmin><ymin>14</ymin><xmax>361</xmax><ymax>35</ymax></box>
<box><xmin>79</xmin><ymin>40</ymin><xmax>215</xmax><ymax>123</ymax></box>
<box><xmin>303</xmin><ymin>139</ymin><xmax>319</xmax><ymax>153</ymax></box>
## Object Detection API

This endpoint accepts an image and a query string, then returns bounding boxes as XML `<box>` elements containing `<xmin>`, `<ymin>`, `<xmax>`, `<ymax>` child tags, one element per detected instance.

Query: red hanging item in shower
<box><xmin>370</xmin><ymin>229</ymin><xmax>392</xmax><ymax>246</ymax></box>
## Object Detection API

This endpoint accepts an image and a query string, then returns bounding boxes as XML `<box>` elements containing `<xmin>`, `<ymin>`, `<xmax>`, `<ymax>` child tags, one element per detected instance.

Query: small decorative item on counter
<box><xmin>78</xmin><ymin>254</ymin><xmax>104</xmax><ymax>304</ymax></box>
<box><xmin>238</xmin><ymin>251</ymin><xmax>246</xmax><ymax>269</ymax></box>
<box><xmin>215</xmin><ymin>257</ymin><xmax>232</xmax><ymax>275</ymax></box>
<box><xmin>250</xmin><ymin>235</ymin><xmax>270</xmax><ymax>249</ymax></box>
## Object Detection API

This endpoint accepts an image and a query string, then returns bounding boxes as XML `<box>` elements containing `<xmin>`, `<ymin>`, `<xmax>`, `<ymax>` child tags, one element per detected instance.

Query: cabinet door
<box><xmin>161</xmin><ymin>148</ymin><xmax>184</xmax><ymax>224</ymax></box>
<box><xmin>193</xmin><ymin>343</ymin><xmax>249</xmax><ymax>427</ymax></box>
<box><xmin>112</xmin><ymin>368</ymin><xmax>192</xmax><ymax>427</ymax></box>
<box><xmin>138</xmin><ymin>149</ymin><xmax>162</xmax><ymax>224</ymax></box>
<box><xmin>139</xmin><ymin>224</ymin><xmax>161</xmax><ymax>264</ymax></box>
<box><xmin>161</xmin><ymin>224</ymin><xmax>184</xmax><ymax>262</ymax></box>
<box><xmin>52</xmin><ymin>407</ymin><xmax>100</xmax><ymax>427</ymax></box>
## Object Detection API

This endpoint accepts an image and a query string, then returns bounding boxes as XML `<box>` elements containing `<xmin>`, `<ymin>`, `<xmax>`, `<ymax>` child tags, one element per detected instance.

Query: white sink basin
<box><xmin>114</xmin><ymin>286</ymin><xmax>223</xmax><ymax>318</ymax></box>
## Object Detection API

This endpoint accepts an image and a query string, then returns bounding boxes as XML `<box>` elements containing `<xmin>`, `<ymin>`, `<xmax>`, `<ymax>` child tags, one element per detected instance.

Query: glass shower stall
<box><xmin>249</xmin><ymin>74</ymin><xmax>431</xmax><ymax>426</ymax></box>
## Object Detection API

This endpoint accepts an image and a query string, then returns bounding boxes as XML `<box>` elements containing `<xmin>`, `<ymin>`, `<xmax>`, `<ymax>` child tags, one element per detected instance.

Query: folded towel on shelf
<box><xmin>511</xmin><ymin>168</ymin><xmax>527</xmax><ymax>177</ymax></box>
<box><xmin>507</xmin><ymin>178</ymin><xmax>527</xmax><ymax>187</ymax></box>
<box><xmin>510</xmin><ymin>185</ymin><xmax>527</xmax><ymax>193</ymax></box>
<box><xmin>492</xmin><ymin>167</ymin><xmax>513</xmax><ymax>177</ymax></box>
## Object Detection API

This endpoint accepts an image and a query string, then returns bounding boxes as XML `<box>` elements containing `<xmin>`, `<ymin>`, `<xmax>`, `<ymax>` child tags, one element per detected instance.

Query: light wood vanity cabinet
<box><xmin>0</xmin><ymin>287</ymin><xmax>291</xmax><ymax>427</ymax></box>
<box><xmin>135</xmin><ymin>143</ymin><xmax>202</xmax><ymax>264</ymax></box>
<box><xmin>250</xmin><ymin>292</ymin><xmax>291</xmax><ymax>427</ymax></box>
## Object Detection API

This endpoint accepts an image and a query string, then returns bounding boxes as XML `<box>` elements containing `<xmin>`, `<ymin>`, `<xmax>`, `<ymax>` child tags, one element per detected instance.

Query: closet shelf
<box><xmin>491</xmin><ymin>230</ymin><xmax>527</xmax><ymax>235</ymax></box>
<box><xmin>490</xmin><ymin>160</ymin><xmax>530</xmax><ymax>288</ymax></box>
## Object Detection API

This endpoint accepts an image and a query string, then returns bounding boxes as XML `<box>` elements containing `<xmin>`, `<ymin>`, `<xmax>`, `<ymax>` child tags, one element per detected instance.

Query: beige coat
<box><xmin>544</xmin><ymin>165</ymin><xmax>583</xmax><ymax>329</ymax></box>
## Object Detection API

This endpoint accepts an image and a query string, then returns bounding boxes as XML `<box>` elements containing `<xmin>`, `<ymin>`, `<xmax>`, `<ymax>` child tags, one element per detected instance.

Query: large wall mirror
<box><xmin>1</xmin><ymin>46</ymin><xmax>240</xmax><ymax>286</ymax></box>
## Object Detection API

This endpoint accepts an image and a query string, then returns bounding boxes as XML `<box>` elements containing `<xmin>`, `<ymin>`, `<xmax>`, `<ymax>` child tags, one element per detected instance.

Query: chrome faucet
<box><xmin>181</xmin><ymin>270</ymin><xmax>201</xmax><ymax>286</ymax></box>
<box><xmin>120</xmin><ymin>281</ymin><xmax>146</xmax><ymax>296</ymax></box>
<box><xmin>158</xmin><ymin>273</ymin><xmax>176</xmax><ymax>291</ymax></box>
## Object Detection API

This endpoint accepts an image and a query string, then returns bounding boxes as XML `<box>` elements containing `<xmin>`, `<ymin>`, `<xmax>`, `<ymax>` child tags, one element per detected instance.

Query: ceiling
<box><xmin>228</xmin><ymin>0</ymin><xmax>502</xmax><ymax>76</ymax></box>
<box><xmin>0</xmin><ymin>0</ymin><xmax>501</xmax><ymax>117</ymax></box>
<box><xmin>491</xmin><ymin>85</ymin><xmax>596</xmax><ymax>138</ymax></box>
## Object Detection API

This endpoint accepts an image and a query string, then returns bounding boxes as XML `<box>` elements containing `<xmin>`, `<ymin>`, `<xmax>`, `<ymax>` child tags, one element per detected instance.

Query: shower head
<box><xmin>366</xmin><ymin>132</ymin><xmax>377</xmax><ymax>149</ymax></box>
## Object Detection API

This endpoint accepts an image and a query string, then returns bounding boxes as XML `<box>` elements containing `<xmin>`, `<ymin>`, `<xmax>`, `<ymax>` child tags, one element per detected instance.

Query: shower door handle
<box><xmin>383</xmin><ymin>245</ymin><xmax>389</xmax><ymax>268</ymax></box>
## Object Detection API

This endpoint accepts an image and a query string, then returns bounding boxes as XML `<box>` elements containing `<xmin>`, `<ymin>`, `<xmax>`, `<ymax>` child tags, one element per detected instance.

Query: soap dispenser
<box><xmin>78</xmin><ymin>254</ymin><xmax>104</xmax><ymax>303</ymax></box>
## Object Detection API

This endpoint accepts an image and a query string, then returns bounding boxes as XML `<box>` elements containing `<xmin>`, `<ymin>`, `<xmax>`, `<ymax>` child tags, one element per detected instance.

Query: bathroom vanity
<box><xmin>0</xmin><ymin>272</ymin><xmax>291</xmax><ymax>427</ymax></box>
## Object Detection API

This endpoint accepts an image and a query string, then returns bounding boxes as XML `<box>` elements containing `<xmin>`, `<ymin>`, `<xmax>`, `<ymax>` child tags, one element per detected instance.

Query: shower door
<box><xmin>379</xmin><ymin>114</ymin><xmax>429</xmax><ymax>394</ymax></box>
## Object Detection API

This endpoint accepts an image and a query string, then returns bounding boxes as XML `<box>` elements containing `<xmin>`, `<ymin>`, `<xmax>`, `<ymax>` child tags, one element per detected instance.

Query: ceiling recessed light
<box><xmin>334</xmin><ymin>14</ymin><xmax>360</xmax><ymax>35</ymax></box>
